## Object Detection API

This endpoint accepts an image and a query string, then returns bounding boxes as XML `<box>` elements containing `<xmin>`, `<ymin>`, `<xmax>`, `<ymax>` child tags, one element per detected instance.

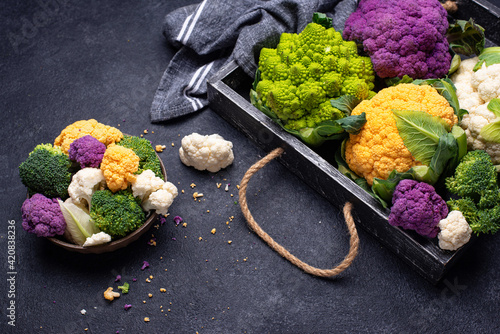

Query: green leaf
<box><xmin>384</xmin><ymin>75</ymin><xmax>414</xmax><ymax>87</ymax></box>
<box><xmin>446</xmin><ymin>18</ymin><xmax>485</xmax><ymax>56</ymax></box>
<box><xmin>330</xmin><ymin>95</ymin><xmax>361</xmax><ymax>116</ymax></box>
<box><xmin>312</xmin><ymin>12</ymin><xmax>333</xmax><ymax>29</ymax></box>
<box><xmin>487</xmin><ymin>98</ymin><xmax>500</xmax><ymax>118</ymax></box>
<box><xmin>451</xmin><ymin>125</ymin><xmax>468</xmax><ymax>162</ymax></box>
<box><xmin>473</xmin><ymin>47</ymin><xmax>500</xmax><ymax>71</ymax></box>
<box><xmin>429</xmin><ymin>132</ymin><xmax>459</xmax><ymax>177</ymax></box>
<box><xmin>58</xmin><ymin>198</ymin><xmax>100</xmax><ymax>246</ymax></box>
<box><xmin>448</xmin><ymin>54</ymin><xmax>461</xmax><ymax>76</ymax></box>
<box><xmin>480</xmin><ymin>121</ymin><xmax>500</xmax><ymax>143</ymax></box>
<box><xmin>392</xmin><ymin>109</ymin><xmax>449</xmax><ymax>166</ymax></box>
<box><xmin>335</xmin><ymin>112</ymin><xmax>366</xmax><ymax>134</ymax></box>
<box><xmin>479</xmin><ymin>99</ymin><xmax>500</xmax><ymax>143</ymax></box>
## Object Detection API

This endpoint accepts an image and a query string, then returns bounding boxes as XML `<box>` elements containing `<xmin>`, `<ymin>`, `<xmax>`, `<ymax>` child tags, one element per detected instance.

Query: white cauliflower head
<box><xmin>179</xmin><ymin>133</ymin><xmax>234</xmax><ymax>173</ymax></box>
<box><xmin>438</xmin><ymin>210</ymin><xmax>472</xmax><ymax>251</ymax></box>
<box><xmin>451</xmin><ymin>56</ymin><xmax>500</xmax><ymax>163</ymax></box>
<box><xmin>68</xmin><ymin>168</ymin><xmax>106</xmax><ymax>208</ymax></box>
<box><xmin>131</xmin><ymin>169</ymin><xmax>178</xmax><ymax>215</ymax></box>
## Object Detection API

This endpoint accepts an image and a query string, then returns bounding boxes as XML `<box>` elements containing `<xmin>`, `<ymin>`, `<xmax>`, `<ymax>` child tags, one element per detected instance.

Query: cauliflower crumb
<box><xmin>211</xmin><ymin>228</ymin><xmax>216</xmax><ymax>234</ymax></box>
<box><xmin>104</xmin><ymin>287</ymin><xmax>120</xmax><ymax>301</ymax></box>
<box><xmin>155</xmin><ymin>145</ymin><xmax>166</xmax><ymax>153</ymax></box>
<box><xmin>179</xmin><ymin>133</ymin><xmax>234</xmax><ymax>172</ymax></box>
<box><xmin>438</xmin><ymin>210</ymin><xmax>472</xmax><ymax>251</ymax></box>
<box><xmin>144</xmin><ymin>317</ymin><xmax>150</xmax><ymax>322</ymax></box>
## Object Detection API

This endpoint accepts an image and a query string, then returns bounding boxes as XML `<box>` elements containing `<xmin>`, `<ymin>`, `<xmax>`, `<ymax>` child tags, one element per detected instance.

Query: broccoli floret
<box><xmin>445</xmin><ymin>150</ymin><xmax>500</xmax><ymax>235</ymax></box>
<box><xmin>447</xmin><ymin>198</ymin><xmax>500</xmax><ymax>235</ymax></box>
<box><xmin>255</xmin><ymin>22</ymin><xmax>376</xmax><ymax>131</ymax></box>
<box><xmin>117</xmin><ymin>135</ymin><xmax>164</xmax><ymax>180</ymax></box>
<box><xmin>445</xmin><ymin>150</ymin><xmax>499</xmax><ymax>208</ymax></box>
<box><xmin>90</xmin><ymin>189</ymin><xmax>146</xmax><ymax>239</ymax></box>
<box><xmin>19</xmin><ymin>144</ymin><xmax>73</xmax><ymax>199</ymax></box>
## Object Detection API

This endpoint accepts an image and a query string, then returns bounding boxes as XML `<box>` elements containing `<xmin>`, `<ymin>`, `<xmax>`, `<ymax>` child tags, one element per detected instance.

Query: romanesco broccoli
<box><xmin>254</xmin><ymin>22</ymin><xmax>376</xmax><ymax>132</ymax></box>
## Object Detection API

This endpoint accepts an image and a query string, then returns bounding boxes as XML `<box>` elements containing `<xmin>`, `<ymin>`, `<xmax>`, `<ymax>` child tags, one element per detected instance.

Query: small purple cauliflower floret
<box><xmin>388</xmin><ymin>179</ymin><xmax>448</xmax><ymax>238</ymax></box>
<box><xmin>343</xmin><ymin>0</ymin><xmax>451</xmax><ymax>79</ymax></box>
<box><xmin>68</xmin><ymin>135</ymin><xmax>106</xmax><ymax>168</ymax></box>
<box><xmin>21</xmin><ymin>193</ymin><xmax>66</xmax><ymax>237</ymax></box>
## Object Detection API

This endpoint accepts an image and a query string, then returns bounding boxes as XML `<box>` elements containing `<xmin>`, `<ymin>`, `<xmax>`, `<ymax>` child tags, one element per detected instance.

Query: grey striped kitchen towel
<box><xmin>150</xmin><ymin>0</ymin><xmax>357</xmax><ymax>122</ymax></box>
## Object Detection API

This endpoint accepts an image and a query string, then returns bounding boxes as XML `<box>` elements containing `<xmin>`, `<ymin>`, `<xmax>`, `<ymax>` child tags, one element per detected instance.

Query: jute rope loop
<box><xmin>238</xmin><ymin>147</ymin><xmax>360</xmax><ymax>278</ymax></box>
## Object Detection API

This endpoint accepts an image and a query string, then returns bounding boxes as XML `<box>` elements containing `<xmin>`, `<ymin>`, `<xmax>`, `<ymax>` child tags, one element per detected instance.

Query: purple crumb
<box><xmin>124</xmin><ymin>304</ymin><xmax>132</xmax><ymax>311</ymax></box>
<box><xmin>173</xmin><ymin>216</ymin><xmax>183</xmax><ymax>225</ymax></box>
<box><xmin>115</xmin><ymin>275</ymin><xmax>121</xmax><ymax>282</ymax></box>
<box><xmin>141</xmin><ymin>261</ymin><xmax>150</xmax><ymax>270</ymax></box>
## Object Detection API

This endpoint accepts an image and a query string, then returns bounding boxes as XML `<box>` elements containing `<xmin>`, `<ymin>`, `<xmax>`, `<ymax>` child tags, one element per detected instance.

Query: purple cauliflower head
<box><xmin>343</xmin><ymin>0</ymin><xmax>451</xmax><ymax>79</ymax></box>
<box><xmin>68</xmin><ymin>135</ymin><xmax>106</xmax><ymax>168</ymax></box>
<box><xmin>21</xmin><ymin>193</ymin><xmax>66</xmax><ymax>237</ymax></box>
<box><xmin>388</xmin><ymin>179</ymin><xmax>448</xmax><ymax>238</ymax></box>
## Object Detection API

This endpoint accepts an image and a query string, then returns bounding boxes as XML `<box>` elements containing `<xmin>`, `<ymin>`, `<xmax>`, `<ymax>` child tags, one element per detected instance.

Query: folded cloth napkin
<box><xmin>150</xmin><ymin>0</ymin><xmax>358</xmax><ymax>122</ymax></box>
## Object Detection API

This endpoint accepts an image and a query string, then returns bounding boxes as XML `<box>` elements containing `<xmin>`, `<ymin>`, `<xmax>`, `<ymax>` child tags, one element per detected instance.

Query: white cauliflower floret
<box><xmin>179</xmin><ymin>133</ymin><xmax>234</xmax><ymax>173</ymax></box>
<box><xmin>131</xmin><ymin>169</ymin><xmax>178</xmax><ymax>215</ymax></box>
<box><xmin>470</xmin><ymin>63</ymin><xmax>500</xmax><ymax>102</ymax></box>
<box><xmin>438</xmin><ymin>211</ymin><xmax>472</xmax><ymax>251</ymax></box>
<box><xmin>131</xmin><ymin>169</ymin><xmax>165</xmax><ymax>201</ymax></box>
<box><xmin>83</xmin><ymin>232</ymin><xmax>112</xmax><ymax>247</ymax></box>
<box><xmin>142</xmin><ymin>182</ymin><xmax>178</xmax><ymax>215</ymax></box>
<box><xmin>68</xmin><ymin>168</ymin><xmax>106</xmax><ymax>208</ymax></box>
<box><xmin>451</xmin><ymin>56</ymin><xmax>500</xmax><ymax>163</ymax></box>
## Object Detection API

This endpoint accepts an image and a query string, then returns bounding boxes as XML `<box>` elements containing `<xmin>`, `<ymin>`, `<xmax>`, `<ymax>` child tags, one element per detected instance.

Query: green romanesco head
<box><xmin>285</xmin><ymin>100</ymin><xmax>344</xmax><ymax>131</ymax></box>
<box><xmin>255</xmin><ymin>22</ymin><xmax>376</xmax><ymax>130</ymax></box>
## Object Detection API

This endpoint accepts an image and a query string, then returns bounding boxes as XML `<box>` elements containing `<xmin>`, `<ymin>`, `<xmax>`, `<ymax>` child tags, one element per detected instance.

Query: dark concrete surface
<box><xmin>1</xmin><ymin>1</ymin><xmax>499</xmax><ymax>333</ymax></box>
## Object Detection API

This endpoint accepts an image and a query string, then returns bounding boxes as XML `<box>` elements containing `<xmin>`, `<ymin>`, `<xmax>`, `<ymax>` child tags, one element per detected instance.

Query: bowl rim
<box><xmin>43</xmin><ymin>140</ymin><xmax>167</xmax><ymax>254</ymax></box>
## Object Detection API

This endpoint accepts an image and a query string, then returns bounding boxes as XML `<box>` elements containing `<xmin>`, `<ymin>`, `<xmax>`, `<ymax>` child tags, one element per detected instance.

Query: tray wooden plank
<box><xmin>207</xmin><ymin>62</ymin><xmax>473</xmax><ymax>284</ymax></box>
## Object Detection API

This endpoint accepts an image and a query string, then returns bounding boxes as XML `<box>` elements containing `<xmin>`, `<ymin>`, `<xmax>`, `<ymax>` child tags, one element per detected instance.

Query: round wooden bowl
<box><xmin>46</xmin><ymin>150</ymin><xmax>167</xmax><ymax>254</ymax></box>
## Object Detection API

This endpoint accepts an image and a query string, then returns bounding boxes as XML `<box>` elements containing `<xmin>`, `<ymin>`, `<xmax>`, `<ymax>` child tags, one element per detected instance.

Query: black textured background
<box><xmin>1</xmin><ymin>0</ymin><xmax>500</xmax><ymax>333</ymax></box>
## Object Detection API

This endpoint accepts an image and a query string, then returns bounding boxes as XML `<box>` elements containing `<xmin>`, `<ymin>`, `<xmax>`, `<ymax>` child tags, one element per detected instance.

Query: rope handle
<box><xmin>238</xmin><ymin>147</ymin><xmax>360</xmax><ymax>278</ymax></box>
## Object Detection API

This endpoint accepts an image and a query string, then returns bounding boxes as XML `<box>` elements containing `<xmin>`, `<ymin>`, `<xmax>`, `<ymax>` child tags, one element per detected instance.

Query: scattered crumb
<box><xmin>228</xmin><ymin>240</ymin><xmax>232</xmax><ymax>244</ymax></box>
<box><xmin>211</xmin><ymin>228</ymin><xmax>216</xmax><ymax>235</ymax></box>
<box><xmin>144</xmin><ymin>317</ymin><xmax>150</xmax><ymax>322</ymax></box>
<box><xmin>155</xmin><ymin>145</ymin><xmax>166</xmax><ymax>153</ymax></box>
<box><xmin>144</xmin><ymin>129</ymin><xmax>148</xmax><ymax>134</ymax></box>
<box><xmin>182</xmin><ymin>222</ymin><xmax>187</xmax><ymax>227</ymax></box>
<box><xmin>171</xmin><ymin>143</ymin><xmax>175</xmax><ymax>147</ymax></box>
<box><xmin>148</xmin><ymin>293</ymin><xmax>153</xmax><ymax>298</ymax></box>
<box><xmin>225</xmin><ymin>184</ymin><xmax>229</xmax><ymax>192</ymax></box>
<box><xmin>160</xmin><ymin>288</ymin><xmax>166</xmax><ymax>293</ymax></box>
<box><xmin>216</xmin><ymin>183</ymin><xmax>222</xmax><ymax>189</ymax></box>
<box><xmin>199</xmin><ymin>237</ymin><xmax>203</xmax><ymax>241</ymax></box>
<box><xmin>80</xmin><ymin>309</ymin><xmax>87</xmax><ymax>315</ymax></box>
<box><xmin>193</xmin><ymin>192</ymin><xmax>204</xmax><ymax>200</ymax></box>
<box><xmin>190</xmin><ymin>183</ymin><xmax>196</xmax><ymax>188</ymax></box>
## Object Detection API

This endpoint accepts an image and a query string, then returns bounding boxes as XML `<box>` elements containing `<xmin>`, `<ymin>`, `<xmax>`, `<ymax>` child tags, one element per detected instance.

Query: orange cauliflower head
<box><xmin>100</xmin><ymin>144</ymin><xmax>140</xmax><ymax>192</ymax></box>
<box><xmin>54</xmin><ymin>119</ymin><xmax>123</xmax><ymax>154</ymax></box>
<box><xmin>345</xmin><ymin>83</ymin><xmax>458</xmax><ymax>185</ymax></box>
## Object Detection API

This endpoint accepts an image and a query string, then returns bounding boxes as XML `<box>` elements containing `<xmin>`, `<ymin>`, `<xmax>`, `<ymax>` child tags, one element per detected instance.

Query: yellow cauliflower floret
<box><xmin>345</xmin><ymin>84</ymin><xmax>458</xmax><ymax>185</ymax></box>
<box><xmin>54</xmin><ymin>119</ymin><xmax>123</xmax><ymax>154</ymax></box>
<box><xmin>100</xmin><ymin>144</ymin><xmax>140</xmax><ymax>192</ymax></box>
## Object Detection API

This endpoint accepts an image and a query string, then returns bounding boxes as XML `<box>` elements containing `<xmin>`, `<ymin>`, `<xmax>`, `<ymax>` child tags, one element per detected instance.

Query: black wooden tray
<box><xmin>206</xmin><ymin>1</ymin><xmax>499</xmax><ymax>284</ymax></box>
